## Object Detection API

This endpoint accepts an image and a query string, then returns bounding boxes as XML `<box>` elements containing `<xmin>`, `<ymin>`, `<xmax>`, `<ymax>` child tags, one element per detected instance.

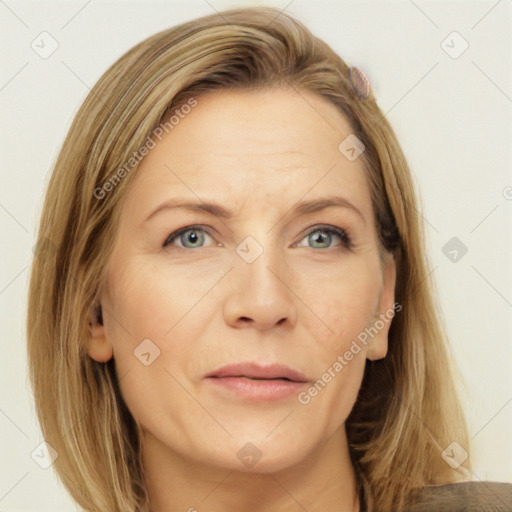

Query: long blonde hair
<box><xmin>27</xmin><ymin>6</ymin><xmax>470</xmax><ymax>511</ymax></box>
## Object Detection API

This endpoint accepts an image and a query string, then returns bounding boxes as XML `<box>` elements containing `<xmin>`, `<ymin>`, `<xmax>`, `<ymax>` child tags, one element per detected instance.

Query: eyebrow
<box><xmin>143</xmin><ymin>195</ymin><xmax>365</xmax><ymax>225</ymax></box>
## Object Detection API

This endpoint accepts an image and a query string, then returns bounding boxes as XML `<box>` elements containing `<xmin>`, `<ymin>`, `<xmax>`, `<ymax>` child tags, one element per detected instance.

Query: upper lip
<box><xmin>205</xmin><ymin>362</ymin><xmax>310</xmax><ymax>383</ymax></box>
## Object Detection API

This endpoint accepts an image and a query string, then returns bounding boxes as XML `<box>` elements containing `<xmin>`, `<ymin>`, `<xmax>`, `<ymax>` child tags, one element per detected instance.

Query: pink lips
<box><xmin>204</xmin><ymin>362</ymin><xmax>310</xmax><ymax>402</ymax></box>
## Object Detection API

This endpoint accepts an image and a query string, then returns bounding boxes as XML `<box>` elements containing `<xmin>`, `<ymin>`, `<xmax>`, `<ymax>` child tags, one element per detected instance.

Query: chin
<box><xmin>202</xmin><ymin>435</ymin><xmax>310</xmax><ymax>475</ymax></box>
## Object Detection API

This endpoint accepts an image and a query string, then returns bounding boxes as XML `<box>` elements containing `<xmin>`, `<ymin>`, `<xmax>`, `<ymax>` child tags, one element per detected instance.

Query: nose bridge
<box><xmin>223</xmin><ymin>227</ymin><xmax>297</xmax><ymax>329</ymax></box>
<box><xmin>235</xmin><ymin>229</ymin><xmax>288</xmax><ymax>294</ymax></box>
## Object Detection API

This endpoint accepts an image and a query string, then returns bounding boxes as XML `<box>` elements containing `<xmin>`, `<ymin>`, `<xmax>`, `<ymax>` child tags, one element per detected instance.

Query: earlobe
<box><xmin>86</xmin><ymin>303</ymin><xmax>113</xmax><ymax>363</ymax></box>
<box><xmin>366</xmin><ymin>253</ymin><xmax>397</xmax><ymax>361</ymax></box>
<box><xmin>379</xmin><ymin>253</ymin><xmax>397</xmax><ymax>316</ymax></box>
<box><xmin>366</xmin><ymin>332</ymin><xmax>388</xmax><ymax>361</ymax></box>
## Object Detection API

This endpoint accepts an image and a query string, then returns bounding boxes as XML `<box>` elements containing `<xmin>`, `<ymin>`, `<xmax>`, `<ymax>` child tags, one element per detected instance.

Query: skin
<box><xmin>87</xmin><ymin>88</ymin><xmax>396</xmax><ymax>512</ymax></box>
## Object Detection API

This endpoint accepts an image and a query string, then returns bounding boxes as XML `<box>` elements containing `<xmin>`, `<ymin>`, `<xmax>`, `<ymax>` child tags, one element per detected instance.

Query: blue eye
<box><xmin>163</xmin><ymin>224</ymin><xmax>352</xmax><ymax>250</ymax></box>
<box><xmin>164</xmin><ymin>226</ymin><xmax>211</xmax><ymax>249</ymax></box>
<box><xmin>297</xmin><ymin>225</ymin><xmax>352</xmax><ymax>250</ymax></box>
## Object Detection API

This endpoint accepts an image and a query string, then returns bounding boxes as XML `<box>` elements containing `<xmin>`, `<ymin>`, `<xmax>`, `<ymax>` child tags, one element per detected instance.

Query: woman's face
<box><xmin>88</xmin><ymin>88</ymin><xmax>396</xmax><ymax>473</ymax></box>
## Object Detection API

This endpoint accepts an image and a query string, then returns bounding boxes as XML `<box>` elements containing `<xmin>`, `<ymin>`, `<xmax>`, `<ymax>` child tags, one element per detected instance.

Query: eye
<box><xmin>296</xmin><ymin>225</ymin><xmax>352</xmax><ymax>250</ymax></box>
<box><xmin>163</xmin><ymin>225</ymin><xmax>214</xmax><ymax>249</ymax></box>
<box><xmin>163</xmin><ymin>224</ymin><xmax>352</xmax><ymax>250</ymax></box>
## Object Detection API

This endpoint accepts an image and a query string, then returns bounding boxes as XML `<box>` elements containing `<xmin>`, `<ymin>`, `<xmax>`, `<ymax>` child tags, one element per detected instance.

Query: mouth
<box><xmin>205</xmin><ymin>362</ymin><xmax>310</xmax><ymax>383</ymax></box>
<box><xmin>204</xmin><ymin>362</ymin><xmax>310</xmax><ymax>402</ymax></box>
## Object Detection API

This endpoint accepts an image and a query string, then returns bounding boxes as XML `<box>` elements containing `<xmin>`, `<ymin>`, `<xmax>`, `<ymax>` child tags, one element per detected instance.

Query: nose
<box><xmin>223</xmin><ymin>239</ymin><xmax>298</xmax><ymax>331</ymax></box>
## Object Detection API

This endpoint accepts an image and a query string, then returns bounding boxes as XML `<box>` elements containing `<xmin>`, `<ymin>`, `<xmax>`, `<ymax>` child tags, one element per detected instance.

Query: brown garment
<box><xmin>408</xmin><ymin>481</ymin><xmax>512</xmax><ymax>511</ymax></box>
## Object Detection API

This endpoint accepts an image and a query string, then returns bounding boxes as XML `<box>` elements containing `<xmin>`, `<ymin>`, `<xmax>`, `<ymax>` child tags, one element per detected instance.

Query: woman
<box><xmin>26</xmin><ymin>6</ymin><xmax>512</xmax><ymax>511</ymax></box>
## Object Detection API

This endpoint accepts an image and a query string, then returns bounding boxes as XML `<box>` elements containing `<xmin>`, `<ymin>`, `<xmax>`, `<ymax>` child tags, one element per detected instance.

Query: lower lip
<box><xmin>205</xmin><ymin>376</ymin><xmax>308</xmax><ymax>402</ymax></box>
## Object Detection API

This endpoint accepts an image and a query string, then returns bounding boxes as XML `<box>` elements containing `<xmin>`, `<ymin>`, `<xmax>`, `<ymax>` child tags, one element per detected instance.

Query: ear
<box><xmin>366</xmin><ymin>252</ymin><xmax>397</xmax><ymax>361</ymax></box>
<box><xmin>86</xmin><ymin>302</ymin><xmax>113</xmax><ymax>362</ymax></box>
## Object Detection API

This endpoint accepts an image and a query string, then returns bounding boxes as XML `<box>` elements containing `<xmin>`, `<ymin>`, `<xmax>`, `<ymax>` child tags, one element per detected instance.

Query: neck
<box><xmin>141</xmin><ymin>425</ymin><xmax>360</xmax><ymax>512</ymax></box>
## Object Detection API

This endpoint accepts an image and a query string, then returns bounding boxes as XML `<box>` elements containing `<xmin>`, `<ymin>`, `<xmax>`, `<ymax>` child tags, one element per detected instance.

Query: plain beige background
<box><xmin>0</xmin><ymin>0</ymin><xmax>511</xmax><ymax>509</ymax></box>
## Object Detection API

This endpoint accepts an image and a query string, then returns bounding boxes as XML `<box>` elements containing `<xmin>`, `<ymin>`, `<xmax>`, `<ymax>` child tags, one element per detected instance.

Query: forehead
<box><xmin>158</xmin><ymin>87</ymin><xmax>356</xmax><ymax>165</ymax></box>
<box><xmin>123</xmin><ymin>88</ymin><xmax>372</xmax><ymax>220</ymax></box>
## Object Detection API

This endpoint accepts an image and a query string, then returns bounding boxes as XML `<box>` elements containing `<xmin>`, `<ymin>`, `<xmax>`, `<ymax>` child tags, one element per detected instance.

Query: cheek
<box><xmin>293</xmin><ymin>260</ymin><xmax>377</xmax><ymax>429</ymax></box>
<box><xmin>104</xmin><ymin>257</ymin><xmax>217</xmax><ymax>377</ymax></box>
<box><xmin>103</xmin><ymin>260</ymin><xmax>199</xmax><ymax>426</ymax></box>
<box><xmin>292</xmin><ymin>254</ymin><xmax>382</xmax><ymax>355</ymax></box>
<box><xmin>106</xmin><ymin>257</ymin><xmax>198</xmax><ymax>340</ymax></box>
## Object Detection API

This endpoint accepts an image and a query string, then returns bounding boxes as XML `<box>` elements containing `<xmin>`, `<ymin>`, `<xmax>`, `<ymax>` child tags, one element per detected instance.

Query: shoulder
<box><xmin>408</xmin><ymin>481</ymin><xmax>512</xmax><ymax>511</ymax></box>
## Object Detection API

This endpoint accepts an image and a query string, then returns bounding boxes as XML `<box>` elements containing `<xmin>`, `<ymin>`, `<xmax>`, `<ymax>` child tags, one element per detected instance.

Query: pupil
<box><xmin>313</xmin><ymin>231</ymin><xmax>328</xmax><ymax>246</ymax></box>
<box><xmin>315</xmin><ymin>231</ymin><xmax>330</xmax><ymax>248</ymax></box>
<box><xmin>186</xmin><ymin>230</ymin><xmax>200</xmax><ymax>246</ymax></box>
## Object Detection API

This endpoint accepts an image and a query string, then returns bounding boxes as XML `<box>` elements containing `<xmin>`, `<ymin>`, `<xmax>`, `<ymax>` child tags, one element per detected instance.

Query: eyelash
<box><xmin>163</xmin><ymin>224</ymin><xmax>352</xmax><ymax>250</ymax></box>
